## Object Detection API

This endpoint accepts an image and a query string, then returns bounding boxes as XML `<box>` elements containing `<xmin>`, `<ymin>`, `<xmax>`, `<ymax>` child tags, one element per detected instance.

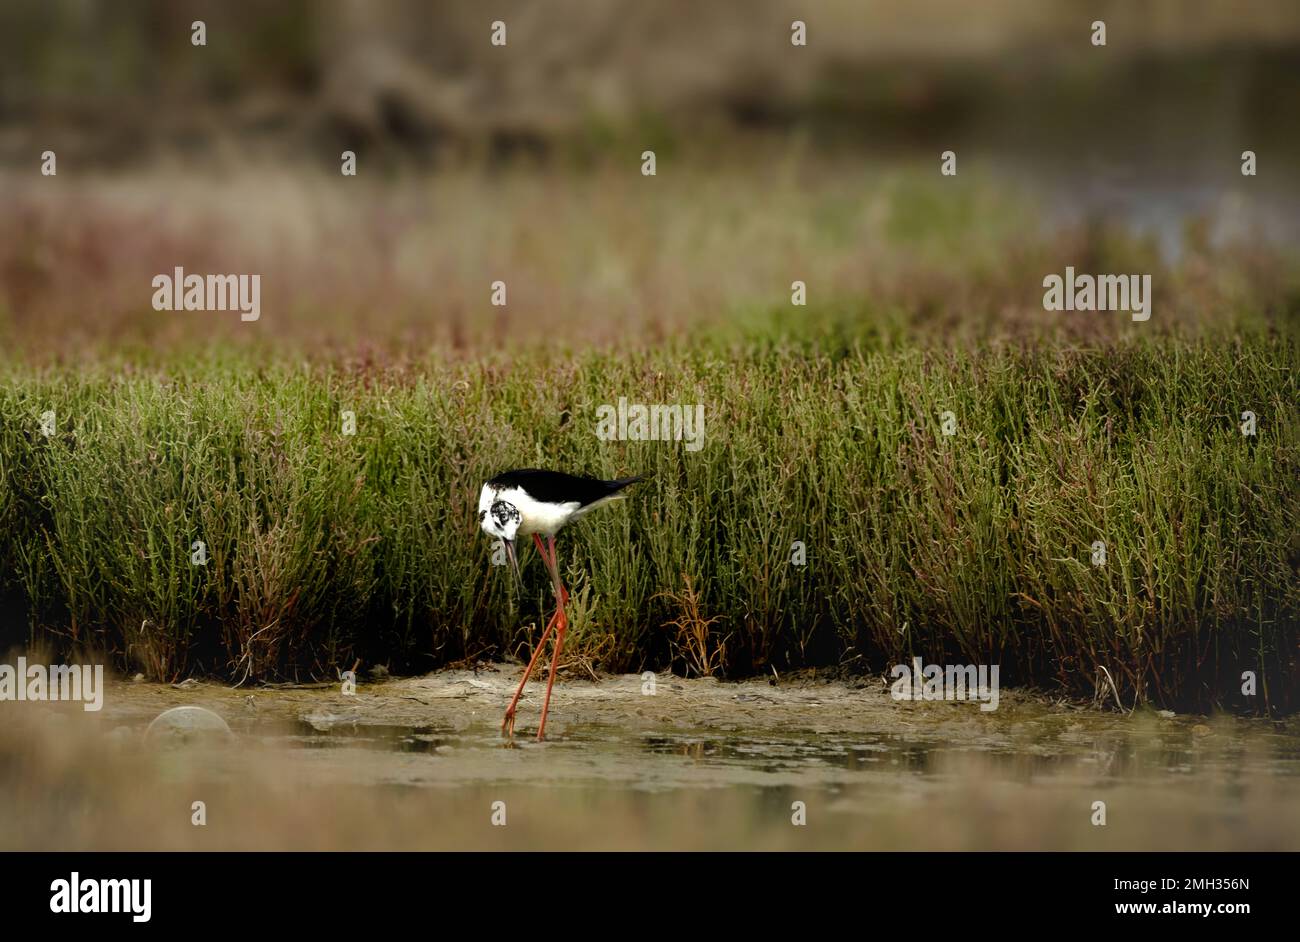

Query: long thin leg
<box><xmin>536</xmin><ymin>535</ymin><xmax>568</xmax><ymax>741</ymax></box>
<box><xmin>501</xmin><ymin>607</ymin><xmax>559</xmax><ymax>739</ymax></box>
<box><xmin>539</xmin><ymin>535</ymin><xmax>569</xmax><ymax>606</ymax></box>
<box><xmin>499</xmin><ymin>534</ymin><xmax>559</xmax><ymax>739</ymax></box>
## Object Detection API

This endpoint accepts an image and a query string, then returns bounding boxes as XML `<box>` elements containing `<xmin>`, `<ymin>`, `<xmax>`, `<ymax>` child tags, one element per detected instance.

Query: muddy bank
<box><xmin>3</xmin><ymin>669</ymin><xmax>1298</xmax><ymax>851</ymax></box>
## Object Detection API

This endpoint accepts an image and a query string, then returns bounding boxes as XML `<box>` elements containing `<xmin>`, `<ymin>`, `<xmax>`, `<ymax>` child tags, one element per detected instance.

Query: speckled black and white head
<box><xmin>478</xmin><ymin>485</ymin><xmax>524</xmax><ymax>583</ymax></box>
<box><xmin>480</xmin><ymin>497</ymin><xmax>521</xmax><ymax>541</ymax></box>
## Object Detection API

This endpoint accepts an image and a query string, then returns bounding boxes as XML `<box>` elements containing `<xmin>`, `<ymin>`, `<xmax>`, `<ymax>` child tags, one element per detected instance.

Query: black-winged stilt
<box><xmin>478</xmin><ymin>469</ymin><xmax>644</xmax><ymax>741</ymax></box>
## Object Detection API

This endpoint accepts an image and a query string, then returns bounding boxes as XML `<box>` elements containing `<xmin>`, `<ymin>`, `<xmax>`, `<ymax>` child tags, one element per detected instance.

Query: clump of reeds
<box><xmin>0</xmin><ymin>328</ymin><xmax>1295</xmax><ymax>712</ymax></box>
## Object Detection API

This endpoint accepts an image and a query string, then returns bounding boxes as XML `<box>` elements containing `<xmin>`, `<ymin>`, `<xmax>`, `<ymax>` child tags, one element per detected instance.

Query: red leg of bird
<box><xmin>499</xmin><ymin>535</ymin><xmax>561</xmax><ymax>739</ymax></box>
<box><xmin>501</xmin><ymin>608</ymin><xmax>558</xmax><ymax>739</ymax></box>
<box><xmin>530</xmin><ymin>534</ymin><xmax>569</xmax><ymax>610</ymax></box>
<box><xmin>536</xmin><ymin>535</ymin><xmax>568</xmax><ymax>741</ymax></box>
<box><xmin>540</xmin><ymin>535</ymin><xmax>569</xmax><ymax>607</ymax></box>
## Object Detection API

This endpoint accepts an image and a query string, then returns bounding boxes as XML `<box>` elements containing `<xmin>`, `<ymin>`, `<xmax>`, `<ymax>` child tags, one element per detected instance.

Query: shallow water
<box><xmin>4</xmin><ymin>670</ymin><xmax>1298</xmax><ymax>850</ymax></box>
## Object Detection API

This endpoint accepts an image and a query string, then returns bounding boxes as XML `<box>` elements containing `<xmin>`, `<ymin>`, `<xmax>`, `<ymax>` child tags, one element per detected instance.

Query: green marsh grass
<box><xmin>1</xmin><ymin>327</ymin><xmax>1295</xmax><ymax>712</ymax></box>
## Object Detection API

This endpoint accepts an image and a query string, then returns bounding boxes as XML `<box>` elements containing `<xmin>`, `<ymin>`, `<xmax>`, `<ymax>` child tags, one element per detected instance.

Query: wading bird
<box><xmin>478</xmin><ymin>469</ymin><xmax>644</xmax><ymax>741</ymax></box>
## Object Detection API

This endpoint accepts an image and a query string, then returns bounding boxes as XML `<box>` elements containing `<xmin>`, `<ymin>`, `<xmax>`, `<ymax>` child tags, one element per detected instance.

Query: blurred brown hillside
<box><xmin>1</xmin><ymin>0</ymin><xmax>1298</xmax><ymax>168</ymax></box>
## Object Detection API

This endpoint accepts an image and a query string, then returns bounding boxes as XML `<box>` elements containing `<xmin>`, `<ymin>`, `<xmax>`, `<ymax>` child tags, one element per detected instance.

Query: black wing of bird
<box><xmin>487</xmin><ymin>469</ymin><xmax>644</xmax><ymax>507</ymax></box>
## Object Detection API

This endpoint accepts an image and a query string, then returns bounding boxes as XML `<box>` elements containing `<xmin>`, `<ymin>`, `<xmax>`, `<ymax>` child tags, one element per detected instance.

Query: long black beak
<box><xmin>502</xmin><ymin>538</ymin><xmax>523</xmax><ymax>589</ymax></box>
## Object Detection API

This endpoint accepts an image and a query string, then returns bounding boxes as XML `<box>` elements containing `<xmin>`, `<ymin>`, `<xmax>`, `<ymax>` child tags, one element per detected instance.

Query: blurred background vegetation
<box><xmin>0</xmin><ymin>0</ymin><xmax>1297</xmax><ymax>354</ymax></box>
<box><xmin>2</xmin><ymin>0</ymin><xmax>1300</xmax><ymax>173</ymax></box>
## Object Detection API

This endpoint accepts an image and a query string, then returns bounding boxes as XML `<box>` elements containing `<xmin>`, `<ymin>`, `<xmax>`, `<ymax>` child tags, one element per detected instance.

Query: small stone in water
<box><xmin>144</xmin><ymin>706</ymin><xmax>234</xmax><ymax>746</ymax></box>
